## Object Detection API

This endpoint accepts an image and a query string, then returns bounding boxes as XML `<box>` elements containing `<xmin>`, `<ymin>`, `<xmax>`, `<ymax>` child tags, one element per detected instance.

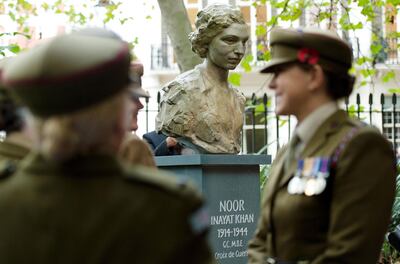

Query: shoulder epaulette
<box><xmin>122</xmin><ymin>164</ymin><xmax>203</xmax><ymax>205</ymax></box>
<box><xmin>346</xmin><ymin>118</ymin><xmax>384</xmax><ymax>137</ymax></box>
<box><xmin>346</xmin><ymin>117</ymin><xmax>367</xmax><ymax>128</ymax></box>
<box><xmin>123</xmin><ymin>164</ymin><xmax>210</xmax><ymax>235</ymax></box>
<box><xmin>0</xmin><ymin>160</ymin><xmax>16</xmax><ymax>179</ymax></box>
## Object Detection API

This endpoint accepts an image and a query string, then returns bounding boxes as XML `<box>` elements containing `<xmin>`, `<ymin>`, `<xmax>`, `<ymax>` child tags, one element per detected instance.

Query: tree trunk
<box><xmin>157</xmin><ymin>0</ymin><xmax>203</xmax><ymax>73</ymax></box>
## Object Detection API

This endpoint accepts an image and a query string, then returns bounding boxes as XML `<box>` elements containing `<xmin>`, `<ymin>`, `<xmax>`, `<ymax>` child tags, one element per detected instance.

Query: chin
<box><xmin>130</xmin><ymin>123</ymin><xmax>138</xmax><ymax>132</ymax></box>
<box><xmin>228</xmin><ymin>64</ymin><xmax>239</xmax><ymax>70</ymax></box>
<box><xmin>275</xmin><ymin>107</ymin><xmax>289</xmax><ymax>116</ymax></box>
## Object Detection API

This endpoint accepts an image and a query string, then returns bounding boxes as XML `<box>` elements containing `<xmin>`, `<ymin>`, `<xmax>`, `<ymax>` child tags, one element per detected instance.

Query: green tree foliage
<box><xmin>0</xmin><ymin>0</ymin><xmax>134</xmax><ymax>57</ymax></box>
<box><xmin>251</xmin><ymin>0</ymin><xmax>399</xmax><ymax>88</ymax></box>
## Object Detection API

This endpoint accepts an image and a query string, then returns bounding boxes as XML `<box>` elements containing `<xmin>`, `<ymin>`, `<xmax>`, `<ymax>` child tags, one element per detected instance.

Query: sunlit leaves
<box><xmin>347</xmin><ymin>105</ymin><xmax>364</xmax><ymax>117</ymax></box>
<box><xmin>371</xmin><ymin>43</ymin><xmax>383</xmax><ymax>55</ymax></box>
<box><xmin>356</xmin><ymin>57</ymin><xmax>373</xmax><ymax>65</ymax></box>
<box><xmin>358</xmin><ymin>80</ymin><xmax>368</xmax><ymax>87</ymax></box>
<box><xmin>228</xmin><ymin>73</ymin><xmax>242</xmax><ymax>86</ymax></box>
<box><xmin>241</xmin><ymin>54</ymin><xmax>254</xmax><ymax>72</ymax></box>
<box><xmin>382</xmin><ymin>71</ymin><xmax>395</xmax><ymax>83</ymax></box>
<box><xmin>0</xmin><ymin>44</ymin><xmax>22</xmax><ymax>56</ymax></box>
<box><xmin>339</xmin><ymin>14</ymin><xmax>363</xmax><ymax>30</ymax></box>
<box><xmin>255</xmin><ymin>25</ymin><xmax>267</xmax><ymax>36</ymax></box>
<box><xmin>262</xmin><ymin>50</ymin><xmax>271</xmax><ymax>61</ymax></box>
<box><xmin>389</xmin><ymin>88</ymin><xmax>400</xmax><ymax>93</ymax></box>
<box><xmin>360</xmin><ymin>68</ymin><xmax>376</xmax><ymax>78</ymax></box>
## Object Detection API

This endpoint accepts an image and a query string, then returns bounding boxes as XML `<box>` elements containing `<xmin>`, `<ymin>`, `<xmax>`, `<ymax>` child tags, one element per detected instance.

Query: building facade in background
<box><xmin>0</xmin><ymin>0</ymin><xmax>399</xmax><ymax>157</ymax></box>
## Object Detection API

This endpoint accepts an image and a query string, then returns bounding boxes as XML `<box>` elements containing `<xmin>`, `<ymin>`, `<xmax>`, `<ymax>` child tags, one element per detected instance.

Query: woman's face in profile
<box><xmin>207</xmin><ymin>23</ymin><xmax>249</xmax><ymax>70</ymax></box>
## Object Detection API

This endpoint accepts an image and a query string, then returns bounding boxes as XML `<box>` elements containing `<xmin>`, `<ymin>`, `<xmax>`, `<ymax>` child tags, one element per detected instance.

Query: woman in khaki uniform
<box><xmin>248</xmin><ymin>28</ymin><xmax>396</xmax><ymax>264</ymax></box>
<box><xmin>118</xmin><ymin>61</ymin><xmax>157</xmax><ymax>168</ymax></box>
<box><xmin>0</xmin><ymin>28</ymin><xmax>212</xmax><ymax>263</ymax></box>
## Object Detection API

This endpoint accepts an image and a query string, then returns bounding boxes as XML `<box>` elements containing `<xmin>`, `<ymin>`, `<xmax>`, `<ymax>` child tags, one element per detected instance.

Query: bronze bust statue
<box><xmin>156</xmin><ymin>3</ymin><xmax>250</xmax><ymax>154</ymax></box>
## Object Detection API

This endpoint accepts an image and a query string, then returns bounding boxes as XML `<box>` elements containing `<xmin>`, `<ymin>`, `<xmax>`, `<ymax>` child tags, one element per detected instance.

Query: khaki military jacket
<box><xmin>0</xmin><ymin>153</ymin><xmax>213</xmax><ymax>263</ymax></box>
<box><xmin>248</xmin><ymin>110</ymin><xmax>396</xmax><ymax>263</ymax></box>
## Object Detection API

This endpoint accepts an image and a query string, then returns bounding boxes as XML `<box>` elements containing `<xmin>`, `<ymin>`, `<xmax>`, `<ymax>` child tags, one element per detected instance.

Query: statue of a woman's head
<box><xmin>189</xmin><ymin>4</ymin><xmax>246</xmax><ymax>58</ymax></box>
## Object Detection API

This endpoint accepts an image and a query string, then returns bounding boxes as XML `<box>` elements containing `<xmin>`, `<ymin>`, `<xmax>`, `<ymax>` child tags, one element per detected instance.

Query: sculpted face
<box><xmin>207</xmin><ymin>23</ymin><xmax>249</xmax><ymax>70</ymax></box>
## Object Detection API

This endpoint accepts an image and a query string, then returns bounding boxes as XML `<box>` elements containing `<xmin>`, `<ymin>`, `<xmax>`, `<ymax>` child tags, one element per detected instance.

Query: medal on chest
<box><xmin>287</xmin><ymin>157</ymin><xmax>330</xmax><ymax>196</ymax></box>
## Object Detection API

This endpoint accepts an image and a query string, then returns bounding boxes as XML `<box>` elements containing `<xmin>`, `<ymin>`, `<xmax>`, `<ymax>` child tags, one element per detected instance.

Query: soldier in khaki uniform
<box><xmin>72</xmin><ymin>27</ymin><xmax>157</xmax><ymax>168</ymax></box>
<box><xmin>0</xmin><ymin>28</ymin><xmax>212</xmax><ymax>263</ymax></box>
<box><xmin>118</xmin><ymin>61</ymin><xmax>157</xmax><ymax>168</ymax></box>
<box><xmin>248</xmin><ymin>28</ymin><xmax>396</xmax><ymax>264</ymax></box>
<box><xmin>0</xmin><ymin>58</ymin><xmax>30</xmax><ymax>170</ymax></box>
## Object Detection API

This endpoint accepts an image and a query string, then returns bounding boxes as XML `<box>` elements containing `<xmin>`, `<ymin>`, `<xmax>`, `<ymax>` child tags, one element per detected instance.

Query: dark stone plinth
<box><xmin>155</xmin><ymin>154</ymin><xmax>271</xmax><ymax>264</ymax></box>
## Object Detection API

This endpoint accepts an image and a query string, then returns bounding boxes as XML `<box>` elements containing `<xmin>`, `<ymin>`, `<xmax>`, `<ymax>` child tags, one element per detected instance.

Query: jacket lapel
<box><xmin>262</xmin><ymin>146</ymin><xmax>287</xmax><ymax>204</ymax></box>
<box><xmin>277</xmin><ymin>110</ymin><xmax>348</xmax><ymax>189</ymax></box>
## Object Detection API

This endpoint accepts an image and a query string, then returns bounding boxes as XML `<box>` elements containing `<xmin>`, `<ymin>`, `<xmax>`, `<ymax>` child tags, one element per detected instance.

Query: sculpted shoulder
<box><xmin>122</xmin><ymin>164</ymin><xmax>203</xmax><ymax>207</ymax></box>
<box><xmin>231</xmin><ymin>86</ymin><xmax>246</xmax><ymax>105</ymax></box>
<box><xmin>162</xmin><ymin>67</ymin><xmax>202</xmax><ymax>94</ymax></box>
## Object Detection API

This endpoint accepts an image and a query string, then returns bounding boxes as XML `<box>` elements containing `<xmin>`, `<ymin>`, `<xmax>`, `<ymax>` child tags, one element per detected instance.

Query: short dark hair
<box><xmin>0</xmin><ymin>90</ymin><xmax>23</xmax><ymax>133</ymax></box>
<box><xmin>296</xmin><ymin>62</ymin><xmax>354</xmax><ymax>100</ymax></box>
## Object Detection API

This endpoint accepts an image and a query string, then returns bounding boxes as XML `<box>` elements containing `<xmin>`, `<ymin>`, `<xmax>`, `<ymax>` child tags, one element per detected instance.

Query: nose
<box><xmin>132</xmin><ymin>97</ymin><xmax>144</xmax><ymax>110</ymax></box>
<box><xmin>233</xmin><ymin>42</ymin><xmax>245</xmax><ymax>56</ymax></box>
<box><xmin>137</xmin><ymin>98</ymin><xmax>144</xmax><ymax>110</ymax></box>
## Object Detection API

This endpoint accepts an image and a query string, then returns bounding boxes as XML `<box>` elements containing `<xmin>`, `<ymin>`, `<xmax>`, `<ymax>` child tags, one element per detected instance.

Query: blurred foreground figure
<box><xmin>0</xmin><ymin>28</ymin><xmax>212</xmax><ymax>264</ymax></box>
<box><xmin>248</xmin><ymin>27</ymin><xmax>396</xmax><ymax>264</ymax></box>
<box><xmin>118</xmin><ymin>61</ymin><xmax>157</xmax><ymax>168</ymax></box>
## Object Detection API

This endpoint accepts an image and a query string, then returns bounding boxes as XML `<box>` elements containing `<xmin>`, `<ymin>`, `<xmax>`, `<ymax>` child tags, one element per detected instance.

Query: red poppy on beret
<box><xmin>297</xmin><ymin>48</ymin><xmax>319</xmax><ymax>65</ymax></box>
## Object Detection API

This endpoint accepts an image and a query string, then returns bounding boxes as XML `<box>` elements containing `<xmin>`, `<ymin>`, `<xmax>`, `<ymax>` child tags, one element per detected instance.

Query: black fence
<box><xmin>140</xmin><ymin>92</ymin><xmax>400</xmax><ymax>157</ymax></box>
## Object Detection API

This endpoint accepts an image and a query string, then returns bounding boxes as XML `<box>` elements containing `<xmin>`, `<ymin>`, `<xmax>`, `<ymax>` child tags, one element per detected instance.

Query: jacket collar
<box><xmin>19</xmin><ymin>152</ymin><xmax>124</xmax><ymax>177</ymax></box>
<box><xmin>263</xmin><ymin>109</ymin><xmax>349</xmax><ymax>203</ymax></box>
<box><xmin>278</xmin><ymin>109</ymin><xmax>348</xmax><ymax>188</ymax></box>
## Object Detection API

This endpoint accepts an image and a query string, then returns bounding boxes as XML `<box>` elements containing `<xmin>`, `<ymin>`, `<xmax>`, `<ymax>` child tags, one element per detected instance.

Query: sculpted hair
<box><xmin>188</xmin><ymin>3</ymin><xmax>246</xmax><ymax>58</ymax></box>
<box><xmin>32</xmin><ymin>92</ymin><xmax>127</xmax><ymax>162</ymax></box>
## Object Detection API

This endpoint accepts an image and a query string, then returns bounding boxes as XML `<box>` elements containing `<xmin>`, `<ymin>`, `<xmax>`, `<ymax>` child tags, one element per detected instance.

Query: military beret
<box><xmin>2</xmin><ymin>29</ymin><xmax>131</xmax><ymax>117</ymax></box>
<box><xmin>72</xmin><ymin>27</ymin><xmax>149</xmax><ymax>98</ymax></box>
<box><xmin>261</xmin><ymin>27</ymin><xmax>353</xmax><ymax>76</ymax></box>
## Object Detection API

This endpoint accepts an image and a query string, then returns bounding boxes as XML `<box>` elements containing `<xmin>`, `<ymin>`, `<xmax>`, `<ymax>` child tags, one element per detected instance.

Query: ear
<box><xmin>308</xmin><ymin>64</ymin><xmax>325</xmax><ymax>93</ymax></box>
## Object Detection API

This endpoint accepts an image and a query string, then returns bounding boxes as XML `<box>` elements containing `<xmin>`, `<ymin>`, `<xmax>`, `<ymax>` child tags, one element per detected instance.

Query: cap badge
<box><xmin>297</xmin><ymin>48</ymin><xmax>319</xmax><ymax>65</ymax></box>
